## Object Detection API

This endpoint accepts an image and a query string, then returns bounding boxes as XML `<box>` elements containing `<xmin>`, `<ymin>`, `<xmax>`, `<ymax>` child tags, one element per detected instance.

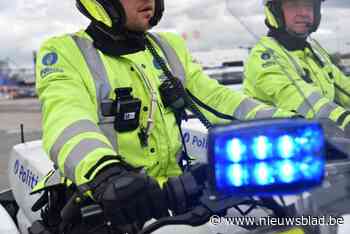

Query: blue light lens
<box><xmin>252</xmin><ymin>136</ymin><xmax>272</xmax><ymax>160</ymax></box>
<box><xmin>215</xmin><ymin>164</ymin><xmax>247</xmax><ymax>189</ymax></box>
<box><xmin>300</xmin><ymin>156</ymin><xmax>324</xmax><ymax>180</ymax></box>
<box><xmin>277</xmin><ymin>160</ymin><xmax>297</xmax><ymax>183</ymax></box>
<box><xmin>226</xmin><ymin>138</ymin><xmax>246</xmax><ymax>163</ymax></box>
<box><xmin>277</xmin><ymin>135</ymin><xmax>295</xmax><ymax>159</ymax></box>
<box><xmin>227</xmin><ymin>164</ymin><xmax>245</xmax><ymax>187</ymax></box>
<box><xmin>254</xmin><ymin>162</ymin><xmax>274</xmax><ymax>185</ymax></box>
<box><xmin>298</xmin><ymin>128</ymin><xmax>323</xmax><ymax>152</ymax></box>
<box><xmin>209</xmin><ymin>119</ymin><xmax>325</xmax><ymax>195</ymax></box>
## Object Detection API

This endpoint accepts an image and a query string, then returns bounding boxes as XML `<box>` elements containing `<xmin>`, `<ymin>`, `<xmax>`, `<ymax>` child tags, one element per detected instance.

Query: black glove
<box><xmin>163</xmin><ymin>163</ymin><xmax>207</xmax><ymax>215</ymax></box>
<box><xmin>91</xmin><ymin>164</ymin><xmax>168</xmax><ymax>228</ymax></box>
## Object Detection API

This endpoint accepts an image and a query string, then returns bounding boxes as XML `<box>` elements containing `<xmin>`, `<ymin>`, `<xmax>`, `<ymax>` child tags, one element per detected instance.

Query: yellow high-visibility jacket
<box><xmin>36</xmin><ymin>31</ymin><xmax>293</xmax><ymax>187</ymax></box>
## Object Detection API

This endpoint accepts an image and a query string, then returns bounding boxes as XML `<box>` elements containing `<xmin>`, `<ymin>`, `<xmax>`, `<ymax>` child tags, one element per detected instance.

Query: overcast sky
<box><xmin>1</xmin><ymin>0</ymin><xmax>350</xmax><ymax>68</ymax></box>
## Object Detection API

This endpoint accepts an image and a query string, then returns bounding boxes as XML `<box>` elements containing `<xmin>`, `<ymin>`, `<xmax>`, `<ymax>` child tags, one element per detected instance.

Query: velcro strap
<box><xmin>84</xmin><ymin>155</ymin><xmax>123</xmax><ymax>180</ymax></box>
<box><xmin>87</xmin><ymin>165</ymin><xmax>126</xmax><ymax>191</ymax></box>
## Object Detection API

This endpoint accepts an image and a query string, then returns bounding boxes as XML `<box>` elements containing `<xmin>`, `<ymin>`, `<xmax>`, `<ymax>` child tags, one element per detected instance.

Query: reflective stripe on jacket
<box><xmin>36</xmin><ymin>31</ymin><xmax>293</xmax><ymax>186</ymax></box>
<box><xmin>244</xmin><ymin>36</ymin><xmax>350</xmax><ymax>129</ymax></box>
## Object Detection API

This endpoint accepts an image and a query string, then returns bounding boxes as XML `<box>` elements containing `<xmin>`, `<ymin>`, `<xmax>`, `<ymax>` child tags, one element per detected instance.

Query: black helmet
<box><xmin>76</xmin><ymin>0</ymin><xmax>164</xmax><ymax>34</ymax></box>
<box><xmin>264</xmin><ymin>0</ymin><xmax>324</xmax><ymax>37</ymax></box>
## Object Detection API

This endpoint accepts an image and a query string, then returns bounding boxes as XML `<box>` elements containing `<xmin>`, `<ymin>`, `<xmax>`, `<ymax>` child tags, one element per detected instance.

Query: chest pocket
<box><xmin>71</xmin><ymin>33</ymin><xmax>187</xmax><ymax>149</ymax></box>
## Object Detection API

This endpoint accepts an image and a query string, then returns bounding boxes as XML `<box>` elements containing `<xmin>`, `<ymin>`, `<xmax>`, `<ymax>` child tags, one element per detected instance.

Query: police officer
<box><xmin>244</xmin><ymin>0</ymin><xmax>350</xmax><ymax>135</ymax></box>
<box><xmin>34</xmin><ymin>0</ymin><xmax>293</xmax><ymax>231</ymax></box>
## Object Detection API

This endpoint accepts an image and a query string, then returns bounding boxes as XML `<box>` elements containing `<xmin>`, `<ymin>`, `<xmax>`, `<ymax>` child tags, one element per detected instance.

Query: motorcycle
<box><xmin>1</xmin><ymin>118</ymin><xmax>350</xmax><ymax>234</ymax></box>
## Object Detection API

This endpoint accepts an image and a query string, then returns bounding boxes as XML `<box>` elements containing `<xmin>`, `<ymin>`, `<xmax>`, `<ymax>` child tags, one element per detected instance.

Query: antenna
<box><xmin>225</xmin><ymin>0</ymin><xmax>260</xmax><ymax>42</ymax></box>
<box><xmin>20</xmin><ymin>123</ymin><xmax>25</xmax><ymax>143</ymax></box>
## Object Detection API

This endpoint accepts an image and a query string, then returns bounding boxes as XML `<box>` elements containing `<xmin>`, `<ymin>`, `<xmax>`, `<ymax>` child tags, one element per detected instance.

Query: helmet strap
<box><xmin>150</xmin><ymin>0</ymin><xmax>164</xmax><ymax>26</ymax></box>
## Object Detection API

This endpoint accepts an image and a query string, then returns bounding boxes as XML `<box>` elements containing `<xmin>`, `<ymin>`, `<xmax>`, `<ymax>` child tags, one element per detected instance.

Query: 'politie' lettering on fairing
<box><xmin>13</xmin><ymin>160</ymin><xmax>39</xmax><ymax>189</ymax></box>
<box><xmin>183</xmin><ymin>132</ymin><xmax>208</xmax><ymax>149</ymax></box>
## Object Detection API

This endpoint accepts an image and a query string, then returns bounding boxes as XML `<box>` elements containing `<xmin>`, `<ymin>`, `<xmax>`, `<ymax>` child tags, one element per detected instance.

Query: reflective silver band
<box><xmin>255</xmin><ymin>108</ymin><xmax>277</xmax><ymax>118</ymax></box>
<box><xmin>316</xmin><ymin>102</ymin><xmax>338</xmax><ymax>119</ymax></box>
<box><xmin>147</xmin><ymin>32</ymin><xmax>186</xmax><ymax>85</ymax></box>
<box><xmin>310</xmin><ymin>39</ymin><xmax>332</xmax><ymax>67</ymax></box>
<box><xmin>71</xmin><ymin>35</ymin><xmax>117</xmax><ymax>150</ymax></box>
<box><xmin>233</xmin><ymin>98</ymin><xmax>260</xmax><ymax>119</ymax></box>
<box><xmin>71</xmin><ymin>35</ymin><xmax>111</xmax><ymax>118</ymax></box>
<box><xmin>297</xmin><ymin>92</ymin><xmax>323</xmax><ymax>116</ymax></box>
<box><xmin>50</xmin><ymin>120</ymin><xmax>102</xmax><ymax>165</ymax></box>
<box><xmin>64</xmin><ymin>139</ymin><xmax>112</xmax><ymax>182</ymax></box>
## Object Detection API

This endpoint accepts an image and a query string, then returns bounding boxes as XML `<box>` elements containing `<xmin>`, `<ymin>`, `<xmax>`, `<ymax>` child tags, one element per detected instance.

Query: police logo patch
<box><xmin>261</xmin><ymin>53</ymin><xmax>271</xmax><ymax>60</ymax></box>
<box><xmin>40</xmin><ymin>67</ymin><xmax>64</xmax><ymax>79</ymax></box>
<box><xmin>262</xmin><ymin>61</ymin><xmax>276</xmax><ymax>68</ymax></box>
<box><xmin>42</xmin><ymin>52</ymin><xmax>58</xmax><ymax>66</ymax></box>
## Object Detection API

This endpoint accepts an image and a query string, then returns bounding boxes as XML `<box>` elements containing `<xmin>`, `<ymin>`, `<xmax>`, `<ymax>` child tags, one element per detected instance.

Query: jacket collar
<box><xmin>268</xmin><ymin>29</ymin><xmax>308</xmax><ymax>51</ymax></box>
<box><xmin>85</xmin><ymin>23</ymin><xmax>147</xmax><ymax>57</ymax></box>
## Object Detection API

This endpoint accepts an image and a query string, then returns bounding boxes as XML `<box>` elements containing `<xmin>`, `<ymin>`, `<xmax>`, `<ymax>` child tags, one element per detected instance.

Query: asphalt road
<box><xmin>0</xmin><ymin>98</ymin><xmax>42</xmax><ymax>190</ymax></box>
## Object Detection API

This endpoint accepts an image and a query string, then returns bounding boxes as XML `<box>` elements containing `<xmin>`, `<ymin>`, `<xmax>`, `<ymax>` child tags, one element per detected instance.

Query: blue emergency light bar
<box><xmin>208</xmin><ymin>119</ymin><xmax>325</xmax><ymax>196</ymax></box>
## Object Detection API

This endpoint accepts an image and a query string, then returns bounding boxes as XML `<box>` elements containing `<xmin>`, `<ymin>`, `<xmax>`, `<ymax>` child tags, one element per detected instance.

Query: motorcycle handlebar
<box><xmin>60</xmin><ymin>143</ymin><xmax>350</xmax><ymax>234</ymax></box>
